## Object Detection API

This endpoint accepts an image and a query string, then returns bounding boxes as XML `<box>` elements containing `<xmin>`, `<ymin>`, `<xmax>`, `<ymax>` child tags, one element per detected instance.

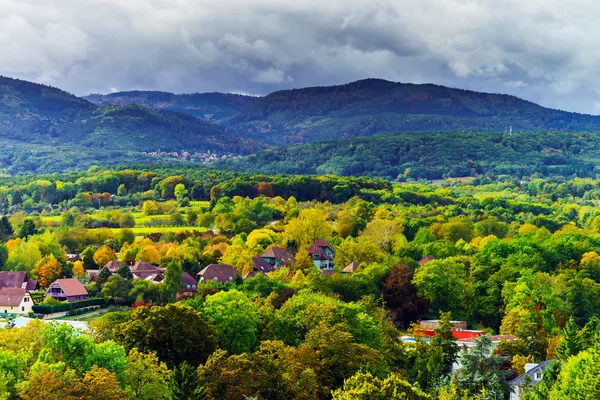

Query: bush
<box><xmin>33</xmin><ymin>298</ymin><xmax>105</xmax><ymax>314</ymax></box>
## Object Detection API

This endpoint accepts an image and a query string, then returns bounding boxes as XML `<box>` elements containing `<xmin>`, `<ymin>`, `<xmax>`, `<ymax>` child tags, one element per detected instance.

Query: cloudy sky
<box><xmin>1</xmin><ymin>0</ymin><xmax>599</xmax><ymax>113</ymax></box>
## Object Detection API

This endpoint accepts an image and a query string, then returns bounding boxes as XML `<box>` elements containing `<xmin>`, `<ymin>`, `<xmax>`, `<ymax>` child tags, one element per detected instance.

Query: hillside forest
<box><xmin>0</xmin><ymin>166</ymin><xmax>599</xmax><ymax>399</ymax></box>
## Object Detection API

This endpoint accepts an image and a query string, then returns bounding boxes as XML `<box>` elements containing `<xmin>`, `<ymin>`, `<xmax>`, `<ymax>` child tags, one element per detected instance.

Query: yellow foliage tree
<box><xmin>72</xmin><ymin>261</ymin><xmax>85</xmax><ymax>278</ymax></box>
<box><xmin>137</xmin><ymin>245</ymin><xmax>161</xmax><ymax>265</ymax></box>
<box><xmin>36</xmin><ymin>254</ymin><xmax>62</xmax><ymax>288</ymax></box>
<box><xmin>221</xmin><ymin>244</ymin><xmax>255</xmax><ymax>275</ymax></box>
<box><xmin>93</xmin><ymin>245</ymin><xmax>117</xmax><ymax>267</ymax></box>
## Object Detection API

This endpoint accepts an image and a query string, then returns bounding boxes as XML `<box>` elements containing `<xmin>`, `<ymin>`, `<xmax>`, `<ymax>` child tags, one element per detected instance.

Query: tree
<box><xmin>174</xmin><ymin>184</ymin><xmax>188</xmax><ymax>203</ymax></box>
<box><xmin>117</xmin><ymin>264</ymin><xmax>133</xmax><ymax>280</ymax></box>
<box><xmin>383</xmin><ymin>264</ymin><xmax>429</xmax><ymax>329</ymax></box>
<box><xmin>334</xmin><ymin>237</ymin><xmax>384</xmax><ymax>269</ymax></box>
<box><xmin>0</xmin><ymin>215</ymin><xmax>13</xmax><ymax>241</ymax></box>
<box><xmin>96</xmin><ymin>266</ymin><xmax>112</xmax><ymax>287</ymax></box>
<box><xmin>101</xmin><ymin>275</ymin><xmax>133</xmax><ymax>305</ymax></box>
<box><xmin>82</xmin><ymin>246</ymin><xmax>98</xmax><ymax>269</ymax></box>
<box><xmin>413</xmin><ymin>258</ymin><xmax>466</xmax><ymax>316</ymax></box>
<box><xmin>93</xmin><ymin>245</ymin><xmax>117</xmax><ymax>267</ymax></box>
<box><xmin>170</xmin><ymin>361</ymin><xmax>205</xmax><ymax>400</ymax></box>
<box><xmin>283</xmin><ymin>207</ymin><xmax>332</xmax><ymax>248</ymax></box>
<box><xmin>292</xmin><ymin>246</ymin><xmax>314</xmax><ymax>271</ymax></box>
<box><xmin>137</xmin><ymin>245</ymin><xmax>160</xmax><ymax>265</ymax></box>
<box><xmin>557</xmin><ymin>317</ymin><xmax>583</xmax><ymax>361</ymax></box>
<box><xmin>202</xmin><ymin>289</ymin><xmax>259</xmax><ymax>354</ymax></box>
<box><xmin>332</xmin><ymin>371</ymin><xmax>431</xmax><ymax>400</ymax></box>
<box><xmin>117</xmin><ymin>184</ymin><xmax>127</xmax><ymax>196</ymax></box>
<box><xmin>142</xmin><ymin>200</ymin><xmax>160</xmax><ymax>216</ymax></box>
<box><xmin>548</xmin><ymin>346</ymin><xmax>600</xmax><ymax>399</ymax></box>
<box><xmin>116</xmin><ymin>304</ymin><xmax>218</xmax><ymax>367</ymax></box>
<box><xmin>17</xmin><ymin>365</ymin><xmax>79</xmax><ymax>400</ymax></box>
<box><xmin>72</xmin><ymin>260</ymin><xmax>85</xmax><ymax>278</ymax></box>
<box><xmin>160</xmin><ymin>260</ymin><xmax>182</xmax><ymax>304</ymax></box>
<box><xmin>125</xmin><ymin>349</ymin><xmax>171</xmax><ymax>400</ymax></box>
<box><xmin>74</xmin><ymin>366</ymin><xmax>127</xmax><ymax>400</ymax></box>
<box><xmin>18</xmin><ymin>219</ymin><xmax>37</xmax><ymax>239</ymax></box>
<box><xmin>36</xmin><ymin>255</ymin><xmax>62</xmax><ymax>288</ymax></box>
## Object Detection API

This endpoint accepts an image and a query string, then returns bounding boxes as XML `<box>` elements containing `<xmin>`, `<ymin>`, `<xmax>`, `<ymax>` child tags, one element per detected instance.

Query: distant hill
<box><xmin>218</xmin><ymin>79</ymin><xmax>600</xmax><ymax>145</ymax></box>
<box><xmin>85</xmin><ymin>91</ymin><xmax>258</xmax><ymax>121</ymax></box>
<box><xmin>0</xmin><ymin>76</ymin><xmax>264</xmax><ymax>173</ymax></box>
<box><xmin>215</xmin><ymin>129</ymin><xmax>600</xmax><ymax>180</ymax></box>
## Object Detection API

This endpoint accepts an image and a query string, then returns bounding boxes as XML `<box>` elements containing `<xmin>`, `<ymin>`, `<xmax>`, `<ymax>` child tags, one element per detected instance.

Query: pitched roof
<box><xmin>197</xmin><ymin>264</ymin><xmax>238</xmax><ymax>283</ymax></box>
<box><xmin>180</xmin><ymin>272</ymin><xmax>198</xmax><ymax>288</ymax></box>
<box><xmin>418</xmin><ymin>255</ymin><xmax>435</xmax><ymax>265</ymax></box>
<box><xmin>0</xmin><ymin>278</ymin><xmax>6</xmax><ymax>289</ymax></box>
<box><xmin>314</xmin><ymin>238</ymin><xmax>334</xmax><ymax>252</ymax></box>
<box><xmin>25</xmin><ymin>280</ymin><xmax>39</xmax><ymax>291</ymax></box>
<box><xmin>322</xmin><ymin>269</ymin><xmax>337</xmax><ymax>277</ymax></box>
<box><xmin>105</xmin><ymin>260</ymin><xmax>124</xmax><ymax>272</ymax></box>
<box><xmin>508</xmin><ymin>360</ymin><xmax>556</xmax><ymax>386</ymax></box>
<box><xmin>308</xmin><ymin>244</ymin><xmax>331</xmax><ymax>260</ymax></box>
<box><xmin>252</xmin><ymin>257</ymin><xmax>275</xmax><ymax>272</ymax></box>
<box><xmin>133</xmin><ymin>271</ymin><xmax>164</xmax><ymax>281</ymax></box>
<box><xmin>261</xmin><ymin>247</ymin><xmax>293</xmax><ymax>265</ymax></box>
<box><xmin>0</xmin><ymin>287</ymin><xmax>28</xmax><ymax>306</ymax></box>
<box><xmin>243</xmin><ymin>271</ymin><xmax>266</xmax><ymax>280</ymax></box>
<box><xmin>132</xmin><ymin>261</ymin><xmax>159</xmax><ymax>272</ymax></box>
<box><xmin>343</xmin><ymin>262</ymin><xmax>361</xmax><ymax>273</ymax></box>
<box><xmin>0</xmin><ymin>272</ymin><xmax>27</xmax><ymax>289</ymax></box>
<box><xmin>51</xmin><ymin>278</ymin><xmax>88</xmax><ymax>297</ymax></box>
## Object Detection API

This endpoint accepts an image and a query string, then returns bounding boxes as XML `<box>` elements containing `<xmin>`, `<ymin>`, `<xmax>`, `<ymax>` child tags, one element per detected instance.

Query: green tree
<box><xmin>170</xmin><ymin>361</ymin><xmax>205</xmax><ymax>400</ymax></box>
<box><xmin>18</xmin><ymin>219</ymin><xmax>37</xmax><ymax>239</ymax></box>
<box><xmin>117</xmin><ymin>264</ymin><xmax>133</xmax><ymax>280</ymax></box>
<box><xmin>82</xmin><ymin>246</ymin><xmax>98</xmax><ymax>270</ymax></box>
<box><xmin>125</xmin><ymin>349</ymin><xmax>171</xmax><ymax>400</ymax></box>
<box><xmin>0</xmin><ymin>215</ymin><xmax>13</xmax><ymax>241</ymax></box>
<box><xmin>202</xmin><ymin>289</ymin><xmax>259</xmax><ymax>354</ymax></box>
<box><xmin>160</xmin><ymin>260</ymin><xmax>182</xmax><ymax>304</ymax></box>
<box><xmin>557</xmin><ymin>317</ymin><xmax>584</xmax><ymax>361</ymax></box>
<box><xmin>332</xmin><ymin>371</ymin><xmax>431</xmax><ymax>400</ymax></box>
<box><xmin>101</xmin><ymin>275</ymin><xmax>133</xmax><ymax>305</ymax></box>
<box><xmin>413</xmin><ymin>258</ymin><xmax>466</xmax><ymax>316</ymax></box>
<box><xmin>96</xmin><ymin>266</ymin><xmax>112</xmax><ymax>287</ymax></box>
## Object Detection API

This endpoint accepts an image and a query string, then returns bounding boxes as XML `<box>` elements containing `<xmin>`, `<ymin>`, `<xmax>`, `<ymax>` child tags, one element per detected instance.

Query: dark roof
<box><xmin>133</xmin><ymin>271</ymin><xmax>164</xmax><ymax>281</ymax></box>
<box><xmin>0</xmin><ymin>288</ymin><xmax>28</xmax><ymax>307</ymax></box>
<box><xmin>243</xmin><ymin>271</ymin><xmax>266</xmax><ymax>280</ymax></box>
<box><xmin>343</xmin><ymin>262</ymin><xmax>361</xmax><ymax>273</ymax></box>
<box><xmin>132</xmin><ymin>262</ymin><xmax>160</xmax><ymax>272</ymax></box>
<box><xmin>180</xmin><ymin>272</ymin><xmax>198</xmax><ymax>291</ymax></box>
<box><xmin>197</xmin><ymin>264</ymin><xmax>238</xmax><ymax>283</ymax></box>
<box><xmin>105</xmin><ymin>260</ymin><xmax>123</xmax><ymax>272</ymax></box>
<box><xmin>314</xmin><ymin>238</ymin><xmax>334</xmax><ymax>253</ymax></box>
<box><xmin>418</xmin><ymin>255</ymin><xmax>435</xmax><ymax>265</ymax></box>
<box><xmin>25</xmin><ymin>280</ymin><xmax>39</xmax><ymax>291</ymax></box>
<box><xmin>322</xmin><ymin>269</ymin><xmax>337</xmax><ymax>277</ymax></box>
<box><xmin>308</xmin><ymin>244</ymin><xmax>331</xmax><ymax>260</ymax></box>
<box><xmin>261</xmin><ymin>247</ymin><xmax>293</xmax><ymax>265</ymax></box>
<box><xmin>0</xmin><ymin>272</ymin><xmax>27</xmax><ymax>289</ymax></box>
<box><xmin>508</xmin><ymin>360</ymin><xmax>556</xmax><ymax>386</ymax></box>
<box><xmin>252</xmin><ymin>257</ymin><xmax>275</xmax><ymax>272</ymax></box>
<box><xmin>0</xmin><ymin>278</ymin><xmax>6</xmax><ymax>289</ymax></box>
<box><xmin>49</xmin><ymin>278</ymin><xmax>88</xmax><ymax>297</ymax></box>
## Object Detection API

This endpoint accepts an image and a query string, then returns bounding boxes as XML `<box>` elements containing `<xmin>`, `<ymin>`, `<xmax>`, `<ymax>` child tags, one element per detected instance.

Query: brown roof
<box><xmin>197</xmin><ymin>264</ymin><xmax>239</xmax><ymax>283</ymax></box>
<box><xmin>308</xmin><ymin>244</ymin><xmax>331</xmax><ymax>260</ymax></box>
<box><xmin>0</xmin><ymin>272</ymin><xmax>27</xmax><ymax>289</ymax></box>
<box><xmin>25</xmin><ymin>280</ymin><xmax>39</xmax><ymax>291</ymax></box>
<box><xmin>133</xmin><ymin>271</ymin><xmax>164</xmax><ymax>281</ymax></box>
<box><xmin>51</xmin><ymin>278</ymin><xmax>88</xmax><ymax>297</ymax></box>
<box><xmin>322</xmin><ymin>270</ymin><xmax>337</xmax><ymax>277</ymax></box>
<box><xmin>105</xmin><ymin>260</ymin><xmax>124</xmax><ymax>272</ymax></box>
<box><xmin>418</xmin><ymin>256</ymin><xmax>435</xmax><ymax>265</ymax></box>
<box><xmin>261</xmin><ymin>247</ymin><xmax>293</xmax><ymax>265</ymax></box>
<box><xmin>0</xmin><ymin>278</ymin><xmax>6</xmax><ymax>289</ymax></box>
<box><xmin>0</xmin><ymin>288</ymin><xmax>28</xmax><ymax>307</ymax></box>
<box><xmin>252</xmin><ymin>257</ymin><xmax>275</xmax><ymax>272</ymax></box>
<box><xmin>343</xmin><ymin>262</ymin><xmax>361</xmax><ymax>273</ymax></box>
<box><xmin>132</xmin><ymin>262</ymin><xmax>160</xmax><ymax>272</ymax></box>
<box><xmin>243</xmin><ymin>271</ymin><xmax>265</xmax><ymax>280</ymax></box>
<box><xmin>314</xmin><ymin>238</ymin><xmax>334</xmax><ymax>252</ymax></box>
<box><xmin>180</xmin><ymin>272</ymin><xmax>198</xmax><ymax>292</ymax></box>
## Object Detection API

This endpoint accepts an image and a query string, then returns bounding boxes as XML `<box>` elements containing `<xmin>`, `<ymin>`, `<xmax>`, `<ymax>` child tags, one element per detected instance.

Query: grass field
<box><xmin>109</xmin><ymin>226</ymin><xmax>208</xmax><ymax>235</ymax></box>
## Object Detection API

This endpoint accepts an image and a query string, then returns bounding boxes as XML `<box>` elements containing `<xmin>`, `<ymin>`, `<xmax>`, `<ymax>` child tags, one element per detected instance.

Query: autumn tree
<box><xmin>93</xmin><ymin>245</ymin><xmax>117</xmax><ymax>267</ymax></box>
<box><xmin>72</xmin><ymin>260</ymin><xmax>85</xmax><ymax>278</ymax></box>
<box><xmin>37</xmin><ymin>255</ymin><xmax>62</xmax><ymax>288</ymax></box>
<box><xmin>283</xmin><ymin>207</ymin><xmax>332</xmax><ymax>249</ymax></box>
<box><xmin>73</xmin><ymin>366</ymin><xmax>127</xmax><ymax>400</ymax></box>
<box><xmin>125</xmin><ymin>349</ymin><xmax>171</xmax><ymax>400</ymax></box>
<box><xmin>332</xmin><ymin>371</ymin><xmax>431</xmax><ymax>400</ymax></box>
<box><xmin>383</xmin><ymin>264</ymin><xmax>429</xmax><ymax>329</ymax></box>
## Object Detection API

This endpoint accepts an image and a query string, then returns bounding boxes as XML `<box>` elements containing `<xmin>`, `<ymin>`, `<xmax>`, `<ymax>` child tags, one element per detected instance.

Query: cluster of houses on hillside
<box><xmin>140</xmin><ymin>150</ymin><xmax>241</xmax><ymax>163</ymax></box>
<box><xmin>0</xmin><ymin>238</ymin><xmax>366</xmax><ymax>316</ymax></box>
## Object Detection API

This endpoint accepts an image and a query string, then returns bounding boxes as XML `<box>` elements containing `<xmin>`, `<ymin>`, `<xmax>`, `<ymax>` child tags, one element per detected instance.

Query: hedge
<box><xmin>32</xmin><ymin>298</ymin><xmax>105</xmax><ymax>314</ymax></box>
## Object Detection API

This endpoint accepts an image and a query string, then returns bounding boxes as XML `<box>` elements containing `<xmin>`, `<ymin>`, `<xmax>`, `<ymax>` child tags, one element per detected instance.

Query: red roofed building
<box><xmin>44</xmin><ymin>278</ymin><xmax>89</xmax><ymax>302</ymax></box>
<box><xmin>309</xmin><ymin>238</ymin><xmax>335</xmax><ymax>270</ymax></box>
<box><xmin>197</xmin><ymin>264</ymin><xmax>239</xmax><ymax>284</ymax></box>
<box><xmin>261</xmin><ymin>247</ymin><xmax>293</xmax><ymax>268</ymax></box>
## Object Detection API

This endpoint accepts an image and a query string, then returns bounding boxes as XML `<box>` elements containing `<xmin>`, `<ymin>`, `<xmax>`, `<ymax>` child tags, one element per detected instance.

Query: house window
<box><xmin>24</xmin><ymin>297</ymin><xmax>28</xmax><ymax>302</ymax></box>
<box><xmin>229</xmin><ymin>277</ymin><xmax>233</xmax><ymax>281</ymax></box>
<box><xmin>187</xmin><ymin>285</ymin><xmax>191</xmax><ymax>289</ymax></box>
<box><xmin>213</xmin><ymin>277</ymin><xmax>218</xmax><ymax>281</ymax></box>
<box><xmin>535</xmin><ymin>372</ymin><xmax>542</xmax><ymax>380</ymax></box>
<box><xmin>21</xmin><ymin>306</ymin><xmax>24</xmax><ymax>312</ymax></box>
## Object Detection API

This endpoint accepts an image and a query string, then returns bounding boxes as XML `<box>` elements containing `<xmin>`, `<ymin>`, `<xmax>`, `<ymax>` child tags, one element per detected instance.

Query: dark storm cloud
<box><xmin>1</xmin><ymin>0</ymin><xmax>599</xmax><ymax>113</ymax></box>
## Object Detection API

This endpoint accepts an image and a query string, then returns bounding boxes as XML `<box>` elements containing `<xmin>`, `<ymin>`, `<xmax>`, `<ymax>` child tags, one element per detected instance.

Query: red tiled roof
<box><xmin>418</xmin><ymin>256</ymin><xmax>435</xmax><ymax>265</ymax></box>
<box><xmin>0</xmin><ymin>288</ymin><xmax>27</xmax><ymax>307</ymax></box>
<box><xmin>0</xmin><ymin>272</ymin><xmax>27</xmax><ymax>289</ymax></box>
<box><xmin>105</xmin><ymin>260</ymin><xmax>124</xmax><ymax>272</ymax></box>
<box><xmin>132</xmin><ymin>262</ymin><xmax>159</xmax><ymax>272</ymax></box>
<box><xmin>180</xmin><ymin>272</ymin><xmax>198</xmax><ymax>289</ymax></box>
<box><xmin>308</xmin><ymin>244</ymin><xmax>331</xmax><ymax>260</ymax></box>
<box><xmin>322</xmin><ymin>270</ymin><xmax>337</xmax><ymax>277</ymax></box>
<box><xmin>51</xmin><ymin>278</ymin><xmax>88</xmax><ymax>297</ymax></box>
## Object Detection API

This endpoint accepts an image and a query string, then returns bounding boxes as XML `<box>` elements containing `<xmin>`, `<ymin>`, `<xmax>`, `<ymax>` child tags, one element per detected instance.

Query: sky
<box><xmin>1</xmin><ymin>0</ymin><xmax>600</xmax><ymax>114</ymax></box>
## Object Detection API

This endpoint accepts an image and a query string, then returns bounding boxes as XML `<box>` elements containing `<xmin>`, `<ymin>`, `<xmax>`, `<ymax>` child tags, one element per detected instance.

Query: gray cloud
<box><xmin>1</xmin><ymin>0</ymin><xmax>599</xmax><ymax>113</ymax></box>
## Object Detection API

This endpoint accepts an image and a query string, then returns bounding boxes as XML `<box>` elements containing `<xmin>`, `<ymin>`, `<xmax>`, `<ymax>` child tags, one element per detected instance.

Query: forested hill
<box><xmin>216</xmin><ymin>130</ymin><xmax>600</xmax><ymax>180</ymax></box>
<box><xmin>85</xmin><ymin>91</ymin><xmax>258</xmax><ymax>121</ymax></box>
<box><xmin>0</xmin><ymin>76</ymin><xmax>264</xmax><ymax>173</ymax></box>
<box><xmin>220</xmin><ymin>79</ymin><xmax>600</xmax><ymax>144</ymax></box>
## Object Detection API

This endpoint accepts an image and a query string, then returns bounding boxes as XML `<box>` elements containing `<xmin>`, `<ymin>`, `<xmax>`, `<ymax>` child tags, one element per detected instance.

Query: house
<box><xmin>105</xmin><ymin>260</ymin><xmax>123</xmax><ymax>273</ymax></box>
<box><xmin>179</xmin><ymin>272</ymin><xmax>198</xmax><ymax>296</ymax></box>
<box><xmin>44</xmin><ymin>278</ymin><xmax>89</xmax><ymax>302</ymax></box>
<box><xmin>131</xmin><ymin>262</ymin><xmax>162</xmax><ymax>281</ymax></box>
<box><xmin>342</xmin><ymin>262</ymin><xmax>361</xmax><ymax>274</ymax></box>
<box><xmin>243</xmin><ymin>271</ymin><xmax>266</xmax><ymax>280</ymax></box>
<box><xmin>415</xmin><ymin>320</ymin><xmax>485</xmax><ymax>340</ymax></box>
<box><xmin>0</xmin><ymin>271</ymin><xmax>39</xmax><ymax>291</ymax></box>
<box><xmin>0</xmin><ymin>288</ymin><xmax>33</xmax><ymax>315</ymax></box>
<box><xmin>418</xmin><ymin>255</ymin><xmax>435</xmax><ymax>265</ymax></box>
<box><xmin>252</xmin><ymin>256</ymin><xmax>275</xmax><ymax>273</ymax></box>
<box><xmin>308</xmin><ymin>238</ymin><xmax>335</xmax><ymax>270</ymax></box>
<box><xmin>509</xmin><ymin>360</ymin><xmax>556</xmax><ymax>400</ymax></box>
<box><xmin>261</xmin><ymin>247</ymin><xmax>293</xmax><ymax>268</ymax></box>
<box><xmin>197</xmin><ymin>264</ymin><xmax>239</xmax><ymax>283</ymax></box>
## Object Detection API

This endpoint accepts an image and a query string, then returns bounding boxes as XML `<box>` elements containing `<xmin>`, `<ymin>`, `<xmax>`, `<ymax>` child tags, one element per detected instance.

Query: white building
<box><xmin>0</xmin><ymin>288</ymin><xmax>33</xmax><ymax>315</ymax></box>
